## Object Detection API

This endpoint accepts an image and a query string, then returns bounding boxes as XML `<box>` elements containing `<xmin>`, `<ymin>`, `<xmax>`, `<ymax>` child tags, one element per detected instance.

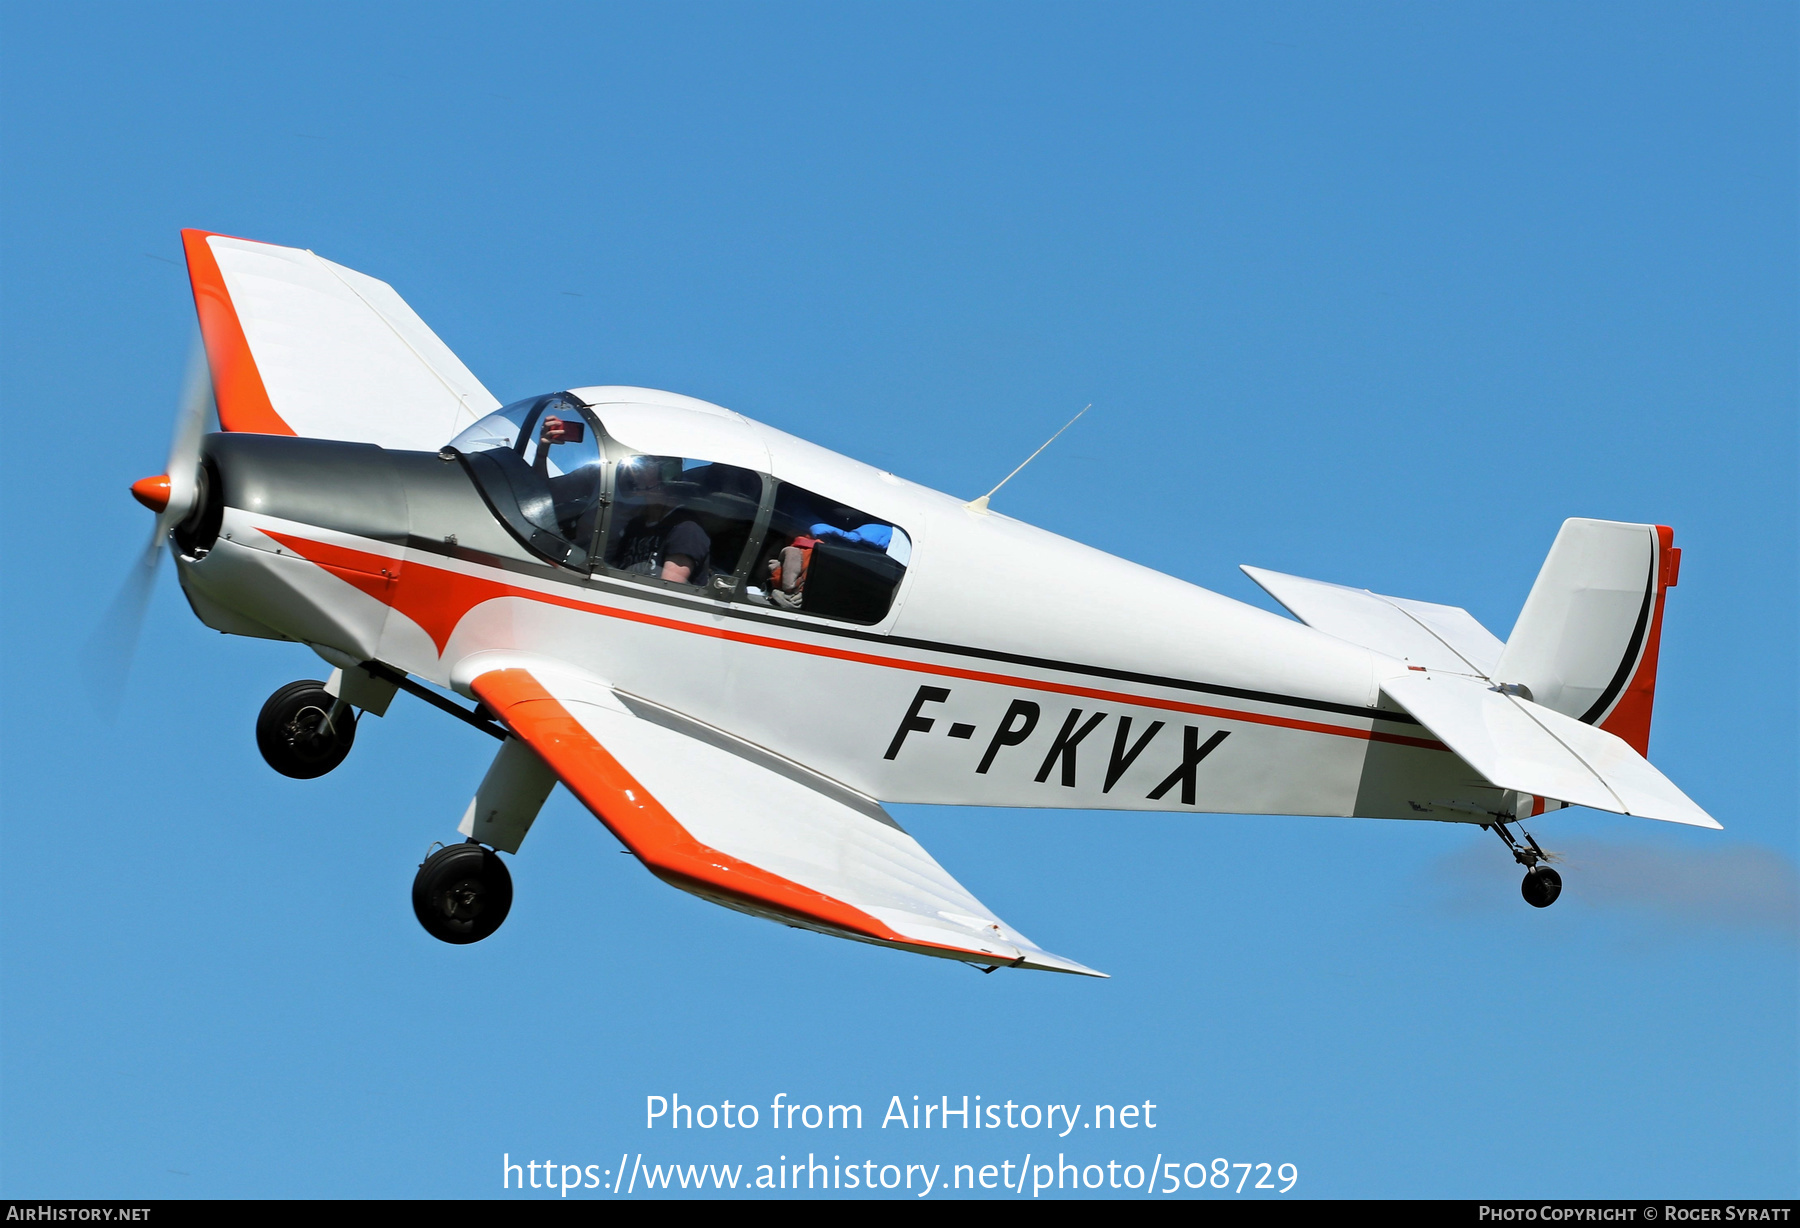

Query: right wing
<box><xmin>182</xmin><ymin>229</ymin><xmax>500</xmax><ymax>449</ymax></box>
<box><xmin>457</xmin><ymin>654</ymin><xmax>1102</xmax><ymax>976</ymax></box>
<box><xmin>1243</xmin><ymin>565</ymin><xmax>1505</xmax><ymax>676</ymax></box>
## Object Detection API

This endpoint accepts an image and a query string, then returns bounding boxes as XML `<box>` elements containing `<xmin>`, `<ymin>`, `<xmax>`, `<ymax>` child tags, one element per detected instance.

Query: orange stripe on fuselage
<box><xmin>264</xmin><ymin>530</ymin><xmax>1445</xmax><ymax>751</ymax></box>
<box><xmin>470</xmin><ymin>669</ymin><xmax>982</xmax><ymax>956</ymax></box>
<box><xmin>181</xmin><ymin>229</ymin><xmax>292</xmax><ymax>436</ymax></box>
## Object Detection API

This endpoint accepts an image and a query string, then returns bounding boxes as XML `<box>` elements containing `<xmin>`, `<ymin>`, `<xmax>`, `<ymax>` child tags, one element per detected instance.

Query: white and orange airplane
<box><xmin>116</xmin><ymin>230</ymin><xmax>1718</xmax><ymax>977</ymax></box>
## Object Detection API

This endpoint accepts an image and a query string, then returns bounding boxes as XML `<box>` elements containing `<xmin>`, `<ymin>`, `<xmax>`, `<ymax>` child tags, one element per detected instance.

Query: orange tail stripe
<box><xmin>1598</xmin><ymin>524</ymin><xmax>1676</xmax><ymax>757</ymax></box>
<box><xmin>181</xmin><ymin>229</ymin><xmax>293</xmax><ymax>436</ymax></box>
<box><xmin>470</xmin><ymin>668</ymin><xmax>916</xmax><ymax>945</ymax></box>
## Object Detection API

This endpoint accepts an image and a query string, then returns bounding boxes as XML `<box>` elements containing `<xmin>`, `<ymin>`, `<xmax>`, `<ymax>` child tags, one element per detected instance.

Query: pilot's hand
<box><xmin>662</xmin><ymin>555</ymin><xmax>697</xmax><ymax>584</ymax></box>
<box><xmin>540</xmin><ymin>416</ymin><xmax>568</xmax><ymax>443</ymax></box>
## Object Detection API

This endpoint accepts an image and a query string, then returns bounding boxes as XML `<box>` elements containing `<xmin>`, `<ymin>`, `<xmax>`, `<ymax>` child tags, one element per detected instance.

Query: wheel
<box><xmin>255</xmin><ymin>680</ymin><xmax>356</xmax><ymax>779</ymax></box>
<box><xmin>412</xmin><ymin>842</ymin><xmax>513</xmax><ymax>944</ymax></box>
<box><xmin>1521</xmin><ymin>865</ymin><xmax>1563</xmax><ymax>908</ymax></box>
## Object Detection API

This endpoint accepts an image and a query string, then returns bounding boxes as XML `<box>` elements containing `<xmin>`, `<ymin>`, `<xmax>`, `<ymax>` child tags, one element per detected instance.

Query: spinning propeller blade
<box><xmin>83</xmin><ymin>338</ymin><xmax>217</xmax><ymax>714</ymax></box>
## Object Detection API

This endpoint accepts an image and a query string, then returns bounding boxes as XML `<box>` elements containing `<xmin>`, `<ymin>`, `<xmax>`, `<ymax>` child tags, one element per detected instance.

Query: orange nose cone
<box><xmin>131</xmin><ymin>474</ymin><xmax>172</xmax><ymax>513</ymax></box>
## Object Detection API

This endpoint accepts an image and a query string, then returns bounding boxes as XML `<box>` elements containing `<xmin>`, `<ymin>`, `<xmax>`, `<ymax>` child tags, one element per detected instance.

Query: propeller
<box><xmin>83</xmin><ymin>337</ymin><xmax>216</xmax><ymax>714</ymax></box>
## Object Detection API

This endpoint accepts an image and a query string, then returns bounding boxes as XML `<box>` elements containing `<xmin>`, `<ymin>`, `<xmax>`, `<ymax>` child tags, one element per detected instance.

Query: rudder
<box><xmin>1493</xmin><ymin>518</ymin><xmax>1681</xmax><ymax>755</ymax></box>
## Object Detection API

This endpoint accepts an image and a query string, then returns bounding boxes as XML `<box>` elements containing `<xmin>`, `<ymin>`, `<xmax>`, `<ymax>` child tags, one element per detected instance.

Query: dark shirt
<box><xmin>611</xmin><ymin>512</ymin><xmax>711</xmax><ymax>585</ymax></box>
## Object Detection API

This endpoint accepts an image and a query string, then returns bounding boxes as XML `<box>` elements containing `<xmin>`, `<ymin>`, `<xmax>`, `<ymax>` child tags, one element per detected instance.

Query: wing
<box><xmin>182</xmin><ymin>229</ymin><xmax>500</xmax><ymax>449</ymax></box>
<box><xmin>1242</xmin><ymin>565</ymin><xmax>1505</xmax><ymax>677</ymax></box>
<box><xmin>458</xmin><ymin>655</ymin><xmax>1103</xmax><ymax>976</ymax></box>
<box><xmin>1381</xmin><ymin>670</ymin><xmax>1718</xmax><ymax>828</ymax></box>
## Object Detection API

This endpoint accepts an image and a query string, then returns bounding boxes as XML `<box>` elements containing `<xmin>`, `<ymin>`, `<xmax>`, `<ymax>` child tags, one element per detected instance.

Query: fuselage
<box><xmin>175</xmin><ymin>387</ymin><xmax>1492</xmax><ymax>824</ymax></box>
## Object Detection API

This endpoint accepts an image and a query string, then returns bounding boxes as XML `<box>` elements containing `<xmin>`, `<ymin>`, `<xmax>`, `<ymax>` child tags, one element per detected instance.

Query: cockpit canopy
<box><xmin>445</xmin><ymin>393</ymin><xmax>913</xmax><ymax>625</ymax></box>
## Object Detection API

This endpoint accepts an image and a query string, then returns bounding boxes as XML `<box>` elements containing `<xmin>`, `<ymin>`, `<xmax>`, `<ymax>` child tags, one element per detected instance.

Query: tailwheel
<box><xmin>1521</xmin><ymin>866</ymin><xmax>1563</xmax><ymax>908</ymax></box>
<box><xmin>412</xmin><ymin>841</ymin><xmax>513</xmax><ymax>944</ymax></box>
<box><xmin>1488</xmin><ymin>819</ymin><xmax>1563</xmax><ymax>908</ymax></box>
<box><xmin>255</xmin><ymin>680</ymin><xmax>356</xmax><ymax>779</ymax></box>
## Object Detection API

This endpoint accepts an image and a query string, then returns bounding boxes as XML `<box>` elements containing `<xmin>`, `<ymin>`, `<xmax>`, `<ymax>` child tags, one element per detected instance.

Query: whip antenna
<box><xmin>966</xmin><ymin>403</ymin><xmax>1092</xmax><ymax>514</ymax></box>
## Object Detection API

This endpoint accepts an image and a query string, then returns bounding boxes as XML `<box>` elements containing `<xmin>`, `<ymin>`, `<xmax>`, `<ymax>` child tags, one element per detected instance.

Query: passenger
<box><xmin>768</xmin><ymin>535</ymin><xmax>818</xmax><ymax>609</ymax></box>
<box><xmin>608</xmin><ymin>459</ymin><xmax>712</xmax><ymax>585</ymax></box>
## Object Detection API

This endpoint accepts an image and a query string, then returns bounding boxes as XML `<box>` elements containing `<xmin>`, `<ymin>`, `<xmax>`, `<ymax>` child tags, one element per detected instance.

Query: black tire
<box><xmin>412</xmin><ymin>842</ymin><xmax>513</xmax><ymax>944</ymax></box>
<box><xmin>1521</xmin><ymin>865</ymin><xmax>1563</xmax><ymax>908</ymax></box>
<box><xmin>255</xmin><ymin>680</ymin><xmax>356</xmax><ymax>779</ymax></box>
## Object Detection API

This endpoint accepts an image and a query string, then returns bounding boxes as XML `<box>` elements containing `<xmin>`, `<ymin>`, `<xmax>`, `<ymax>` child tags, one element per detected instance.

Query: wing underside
<box><xmin>464</xmin><ymin>658</ymin><xmax>1103</xmax><ymax>976</ymax></box>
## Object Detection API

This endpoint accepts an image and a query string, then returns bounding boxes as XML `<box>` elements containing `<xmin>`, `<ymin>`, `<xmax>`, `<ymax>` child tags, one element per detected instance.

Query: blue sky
<box><xmin>2</xmin><ymin>1</ymin><xmax>1793</xmax><ymax>1199</ymax></box>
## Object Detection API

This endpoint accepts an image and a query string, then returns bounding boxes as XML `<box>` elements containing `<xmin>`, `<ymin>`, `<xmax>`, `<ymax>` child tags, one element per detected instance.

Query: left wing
<box><xmin>182</xmin><ymin>229</ymin><xmax>500</xmax><ymax>449</ymax></box>
<box><xmin>455</xmin><ymin>655</ymin><xmax>1103</xmax><ymax>976</ymax></box>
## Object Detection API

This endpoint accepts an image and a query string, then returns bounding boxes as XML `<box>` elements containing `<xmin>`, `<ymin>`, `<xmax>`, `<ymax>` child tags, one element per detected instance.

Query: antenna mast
<box><xmin>966</xmin><ymin>404</ymin><xmax>1093</xmax><ymax>514</ymax></box>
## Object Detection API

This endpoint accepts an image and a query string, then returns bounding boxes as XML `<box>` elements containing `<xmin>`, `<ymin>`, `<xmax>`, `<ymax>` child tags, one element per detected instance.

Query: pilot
<box><xmin>608</xmin><ymin>458</ymin><xmax>712</xmax><ymax>585</ymax></box>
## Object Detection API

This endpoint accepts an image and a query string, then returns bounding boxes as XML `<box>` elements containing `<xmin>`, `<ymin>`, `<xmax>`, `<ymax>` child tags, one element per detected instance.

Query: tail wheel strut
<box><xmin>1487</xmin><ymin>819</ymin><xmax>1563</xmax><ymax>909</ymax></box>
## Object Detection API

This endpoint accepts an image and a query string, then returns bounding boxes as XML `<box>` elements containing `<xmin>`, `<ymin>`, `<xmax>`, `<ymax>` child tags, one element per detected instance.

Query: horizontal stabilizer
<box><xmin>1381</xmin><ymin>670</ymin><xmax>1718</xmax><ymax>828</ymax></box>
<box><xmin>458</xmin><ymin>655</ymin><xmax>1102</xmax><ymax>975</ymax></box>
<box><xmin>1243</xmin><ymin>566</ymin><xmax>1504</xmax><ymax>676</ymax></box>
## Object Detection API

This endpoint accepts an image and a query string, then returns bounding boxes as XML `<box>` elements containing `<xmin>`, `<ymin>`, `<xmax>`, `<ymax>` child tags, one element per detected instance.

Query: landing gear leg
<box><xmin>1487</xmin><ymin>820</ymin><xmax>1562</xmax><ymax>908</ymax></box>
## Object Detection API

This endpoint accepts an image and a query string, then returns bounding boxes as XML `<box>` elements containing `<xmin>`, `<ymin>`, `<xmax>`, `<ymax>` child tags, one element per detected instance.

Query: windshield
<box><xmin>447</xmin><ymin>394</ymin><xmax>604</xmax><ymax>568</ymax></box>
<box><xmin>449</xmin><ymin>397</ymin><xmax>600</xmax><ymax>478</ymax></box>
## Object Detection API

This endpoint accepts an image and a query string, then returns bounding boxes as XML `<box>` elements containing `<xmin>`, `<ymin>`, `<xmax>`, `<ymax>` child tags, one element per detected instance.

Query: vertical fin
<box><xmin>1494</xmin><ymin>518</ymin><xmax>1679</xmax><ymax>755</ymax></box>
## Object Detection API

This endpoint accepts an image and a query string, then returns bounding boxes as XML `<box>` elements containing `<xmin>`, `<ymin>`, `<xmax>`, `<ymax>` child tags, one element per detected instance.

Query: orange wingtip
<box><xmin>179</xmin><ymin>229</ymin><xmax>293</xmax><ymax>437</ymax></box>
<box><xmin>131</xmin><ymin>473</ymin><xmax>171</xmax><ymax>512</ymax></box>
